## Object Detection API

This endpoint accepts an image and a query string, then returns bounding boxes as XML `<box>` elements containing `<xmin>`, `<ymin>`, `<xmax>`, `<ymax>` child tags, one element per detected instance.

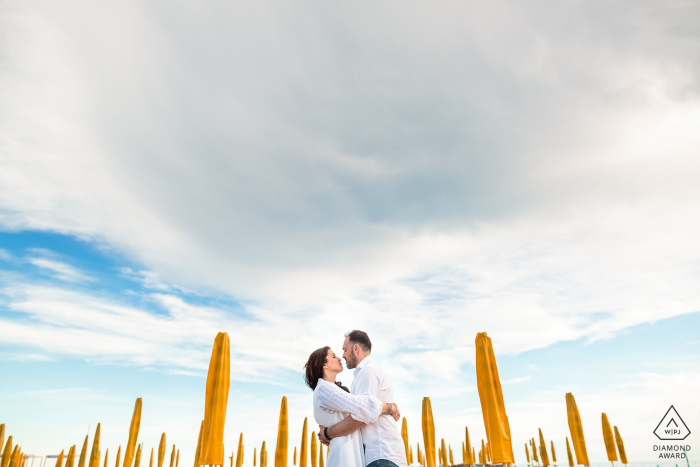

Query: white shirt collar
<box><xmin>353</xmin><ymin>354</ymin><xmax>372</xmax><ymax>376</ymax></box>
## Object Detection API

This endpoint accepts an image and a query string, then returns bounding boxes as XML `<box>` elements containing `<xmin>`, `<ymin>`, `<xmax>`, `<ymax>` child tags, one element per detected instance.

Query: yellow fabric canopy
<box><xmin>274</xmin><ymin>396</ymin><xmax>289</xmax><ymax>467</ymax></box>
<box><xmin>475</xmin><ymin>333</ymin><xmax>514</xmax><ymax>464</ymax></box>
<box><xmin>538</xmin><ymin>429</ymin><xmax>550</xmax><ymax>467</ymax></box>
<box><xmin>201</xmin><ymin>333</ymin><xmax>231</xmax><ymax>466</ymax></box>
<box><xmin>601</xmin><ymin>414</ymin><xmax>618</xmax><ymax>462</ymax></box>
<box><xmin>421</xmin><ymin>397</ymin><xmax>436</xmax><ymax>467</ymax></box>
<box><xmin>123</xmin><ymin>399</ymin><xmax>143</xmax><ymax>467</ymax></box>
<box><xmin>613</xmin><ymin>427</ymin><xmax>627</xmax><ymax>465</ymax></box>
<box><xmin>402</xmin><ymin>418</ymin><xmax>410</xmax><ymax>464</ymax></box>
<box><xmin>299</xmin><ymin>418</ymin><xmax>308</xmax><ymax>467</ymax></box>
<box><xmin>566</xmin><ymin>393</ymin><xmax>589</xmax><ymax>466</ymax></box>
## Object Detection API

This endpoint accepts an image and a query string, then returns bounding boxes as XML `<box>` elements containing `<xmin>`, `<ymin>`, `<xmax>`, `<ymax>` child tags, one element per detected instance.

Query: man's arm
<box><xmin>318</xmin><ymin>416</ymin><xmax>365</xmax><ymax>444</ymax></box>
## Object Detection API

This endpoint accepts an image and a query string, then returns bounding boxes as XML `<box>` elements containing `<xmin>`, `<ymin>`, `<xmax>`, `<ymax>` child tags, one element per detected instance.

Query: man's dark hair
<box><xmin>345</xmin><ymin>330</ymin><xmax>372</xmax><ymax>353</ymax></box>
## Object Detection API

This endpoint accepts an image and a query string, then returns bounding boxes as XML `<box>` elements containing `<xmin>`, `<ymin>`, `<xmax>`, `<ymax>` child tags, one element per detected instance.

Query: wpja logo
<box><xmin>653</xmin><ymin>406</ymin><xmax>691</xmax><ymax>459</ymax></box>
<box><xmin>655</xmin><ymin>406</ymin><xmax>690</xmax><ymax>440</ymax></box>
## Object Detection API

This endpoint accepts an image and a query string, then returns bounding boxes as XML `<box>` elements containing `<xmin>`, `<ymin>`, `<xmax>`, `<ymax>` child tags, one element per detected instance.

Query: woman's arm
<box><xmin>316</xmin><ymin>381</ymin><xmax>399</xmax><ymax>423</ymax></box>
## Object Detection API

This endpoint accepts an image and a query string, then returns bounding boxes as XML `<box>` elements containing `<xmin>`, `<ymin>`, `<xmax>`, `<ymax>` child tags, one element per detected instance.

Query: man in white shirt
<box><xmin>318</xmin><ymin>330</ymin><xmax>407</xmax><ymax>467</ymax></box>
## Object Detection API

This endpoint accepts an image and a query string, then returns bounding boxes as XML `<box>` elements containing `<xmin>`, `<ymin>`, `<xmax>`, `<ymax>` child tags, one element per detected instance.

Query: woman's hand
<box><xmin>382</xmin><ymin>402</ymin><xmax>401</xmax><ymax>421</ymax></box>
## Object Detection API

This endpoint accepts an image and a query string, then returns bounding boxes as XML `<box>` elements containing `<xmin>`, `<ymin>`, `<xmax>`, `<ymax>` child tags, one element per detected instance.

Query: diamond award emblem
<box><xmin>654</xmin><ymin>406</ymin><xmax>690</xmax><ymax>440</ymax></box>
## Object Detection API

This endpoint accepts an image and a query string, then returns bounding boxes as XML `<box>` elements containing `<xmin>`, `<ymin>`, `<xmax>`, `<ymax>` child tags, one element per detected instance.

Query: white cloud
<box><xmin>1</xmin><ymin>0</ymin><xmax>700</xmax><ymax>461</ymax></box>
<box><xmin>27</xmin><ymin>257</ymin><xmax>92</xmax><ymax>283</ymax></box>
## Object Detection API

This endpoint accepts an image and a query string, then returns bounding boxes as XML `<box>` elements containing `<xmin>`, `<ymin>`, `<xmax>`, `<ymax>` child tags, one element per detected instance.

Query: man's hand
<box><xmin>318</xmin><ymin>425</ymin><xmax>330</xmax><ymax>446</ymax></box>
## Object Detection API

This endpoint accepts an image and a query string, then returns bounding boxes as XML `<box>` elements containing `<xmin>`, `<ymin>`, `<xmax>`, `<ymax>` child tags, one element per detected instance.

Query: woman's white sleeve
<box><xmin>316</xmin><ymin>382</ymin><xmax>383</xmax><ymax>423</ymax></box>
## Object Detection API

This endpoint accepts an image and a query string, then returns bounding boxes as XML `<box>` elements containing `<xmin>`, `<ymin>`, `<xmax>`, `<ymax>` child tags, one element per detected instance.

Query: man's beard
<box><xmin>345</xmin><ymin>353</ymin><xmax>358</xmax><ymax>369</ymax></box>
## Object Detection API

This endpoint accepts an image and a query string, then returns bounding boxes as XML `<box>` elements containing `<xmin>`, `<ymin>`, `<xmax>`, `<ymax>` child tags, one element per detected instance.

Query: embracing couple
<box><xmin>304</xmin><ymin>330</ymin><xmax>407</xmax><ymax>467</ymax></box>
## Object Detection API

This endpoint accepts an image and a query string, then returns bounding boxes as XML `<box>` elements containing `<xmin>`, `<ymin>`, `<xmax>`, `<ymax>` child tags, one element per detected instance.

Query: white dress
<box><xmin>313</xmin><ymin>379</ymin><xmax>384</xmax><ymax>467</ymax></box>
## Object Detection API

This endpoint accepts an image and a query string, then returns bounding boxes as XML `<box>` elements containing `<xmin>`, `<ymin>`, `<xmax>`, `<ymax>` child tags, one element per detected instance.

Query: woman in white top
<box><xmin>304</xmin><ymin>346</ymin><xmax>401</xmax><ymax>467</ymax></box>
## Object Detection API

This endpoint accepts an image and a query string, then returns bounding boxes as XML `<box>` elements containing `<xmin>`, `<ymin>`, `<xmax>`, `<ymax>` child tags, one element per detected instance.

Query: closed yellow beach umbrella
<box><xmin>310</xmin><ymin>434</ymin><xmax>316</xmax><ymax>467</ymax></box>
<box><xmin>236</xmin><ymin>433</ymin><xmax>244</xmax><ymax>467</ymax></box>
<box><xmin>123</xmin><ymin>399</ymin><xmax>143</xmax><ymax>467</ymax></box>
<box><xmin>317</xmin><ymin>446</ymin><xmax>323</xmax><ymax>467</ymax></box>
<box><xmin>9</xmin><ymin>447</ymin><xmax>18</xmax><ymax>467</ymax></box>
<box><xmin>262</xmin><ymin>442</ymin><xmax>267</xmax><ymax>467</ymax></box>
<box><xmin>1</xmin><ymin>436</ymin><xmax>12</xmax><ymax>467</ymax></box>
<box><xmin>194</xmin><ymin>421</ymin><xmax>204</xmax><ymax>467</ymax></box>
<box><xmin>565</xmin><ymin>394</ymin><xmax>589</xmax><ymax>466</ymax></box>
<box><xmin>170</xmin><ymin>446</ymin><xmax>176</xmax><ymax>467</ymax></box>
<box><xmin>465</xmin><ymin>427</ymin><xmax>474</xmax><ymax>465</ymax></box>
<box><xmin>440</xmin><ymin>439</ymin><xmax>448</xmax><ymax>467</ymax></box>
<box><xmin>475</xmin><ymin>333</ymin><xmax>514</xmax><ymax>464</ymax></box>
<box><xmin>89</xmin><ymin>425</ymin><xmax>101</xmax><ymax>467</ymax></box>
<box><xmin>525</xmin><ymin>444</ymin><xmax>530</xmax><ymax>465</ymax></box>
<box><xmin>0</xmin><ymin>424</ymin><xmax>4</xmax><ymax>450</ymax></box>
<box><xmin>57</xmin><ymin>451</ymin><xmax>66</xmax><ymax>467</ymax></box>
<box><xmin>538</xmin><ymin>429</ymin><xmax>550</xmax><ymax>467</ymax></box>
<box><xmin>410</xmin><ymin>446</ymin><xmax>413</xmax><ymax>465</ymax></box>
<box><xmin>115</xmin><ymin>447</ymin><xmax>121</xmax><ymax>467</ymax></box>
<box><xmin>149</xmin><ymin>449</ymin><xmax>154</xmax><ymax>467</ymax></box>
<box><xmin>201</xmin><ymin>333</ymin><xmax>231</xmax><ymax>466</ymax></box>
<box><xmin>531</xmin><ymin>439</ymin><xmax>538</xmax><ymax>464</ymax></box>
<box><xmin>417</xmin><ymin>444</ymin><xmax>422</xmax><ymax>465</ymax></box>
<box><xmin>78</xmin><ymin>436</ymin><xmax>89</xmax><ymax>467</ymax></box>
<box><xmin>229</xmin><ymin>452</ymin><xmax>234</xmax><ymax>467</ymax></box>
<box><xmin>299</xmin><ymin>418</ymin><xmax>308</xmax><ymax>467</ymax></box>
<box><xmin>254</xmin><ymin>448</ymin><xmax>257</xmax><ymax>467</ymax></box>
<box><xmin>158</xmin><ymin>434</ymin><xmax>166</xmax><ymax>467</ymax></box>
<box><xmin>275</xmin><ymin>396</ymin><xmax>289</xmax><ymax>467</ymax></box>
<box><xmin>402</xmin><ymin>418</ymin><xmax>410</xmax><ymax>464</ymax></box>
<box><xmin>449</xmin><ymin>445</ymin><xmax>454</xmax><ymax>466</ymax></box>
<box><xmin>421</xmin><ymin>397</ymin><xmax>436</xmax><ymax>467</ymax></box>
<box><xmin>462</xmin><ymin>443</ymin><xmax>466</xmax><ymax>464</ymax></box>
<box><xmin>565</xmin><ymin>438</ymin><xmax>574</xmax><ymax>467</ymax></box>
<box><xmin>134</xmin><ymin>446</ymin><xmax>142</xmax><ymax>467</ymax></box>
<box><xmin>293</xmin><ymin>447</ymin><xmax>296</xmax><ymax>466</ymax></box>
<box><xmin>601</xmin><ymin>414</ymin><xmax>618</xmax><ymax>463</ymax></box>
<box><xmin>104</xmin><ymin>450</ymin><xmax>109</xmax><ymax>467</ymax></box>
<box><xmin>471</xmin><ymin>448</ymin><xmax>475</xmax><ymax>466</ymax></box>
<box><xmin>67</xmin><ymin>446</ymin><xmax>76</xmax><ymax>467</ymax></box>
<box><xmin>480</xmin><ymin>441</ymin><xmax>485</xmax><ymax>464</ymax></box>
<box><xmin>551</xmin><ymin>442</ymin><xmax>557</xmax><ymax>464</ymax></box>
<box><xmin>613</xmin><ymin>428</ymin><xmax>627</xmax><ymax>465</ymax></box>
<box><xmin>176</xmin><ymin>451</ymin><xmax>179</xmax><ymax>467</ymax></box>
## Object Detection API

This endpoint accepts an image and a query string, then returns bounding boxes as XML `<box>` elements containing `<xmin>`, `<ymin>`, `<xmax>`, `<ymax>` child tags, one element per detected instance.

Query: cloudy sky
<box><xmin>1</xmin><ymin>0</ymin><xmax>699</xmax><ymax>464</ymax></box>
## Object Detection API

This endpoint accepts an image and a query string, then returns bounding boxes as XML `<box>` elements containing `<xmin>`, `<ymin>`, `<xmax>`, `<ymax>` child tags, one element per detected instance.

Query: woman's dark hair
<box><xmin>304</xmin><ymin>346</ymin><xmax>349</xmax><ymax>393</ymax></box>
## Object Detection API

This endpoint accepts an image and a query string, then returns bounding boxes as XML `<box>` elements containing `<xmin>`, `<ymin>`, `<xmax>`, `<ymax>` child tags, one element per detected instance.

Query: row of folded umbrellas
<box><xmin>0</xmin><ymin>331</ymin><xmax>629</xmax><ymax>467</ymax></box>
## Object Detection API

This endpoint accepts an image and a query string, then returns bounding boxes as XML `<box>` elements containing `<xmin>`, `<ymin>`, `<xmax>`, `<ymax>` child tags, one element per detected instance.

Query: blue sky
<box><xmin>1</xmin><ymin>231</ymin><xmax>698</xmax><ymax>463</ymax></box>
<box><xmin>1</xmin><ymin>0</ymin><xmax>700</xmax><ymax>465</ymax></box>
